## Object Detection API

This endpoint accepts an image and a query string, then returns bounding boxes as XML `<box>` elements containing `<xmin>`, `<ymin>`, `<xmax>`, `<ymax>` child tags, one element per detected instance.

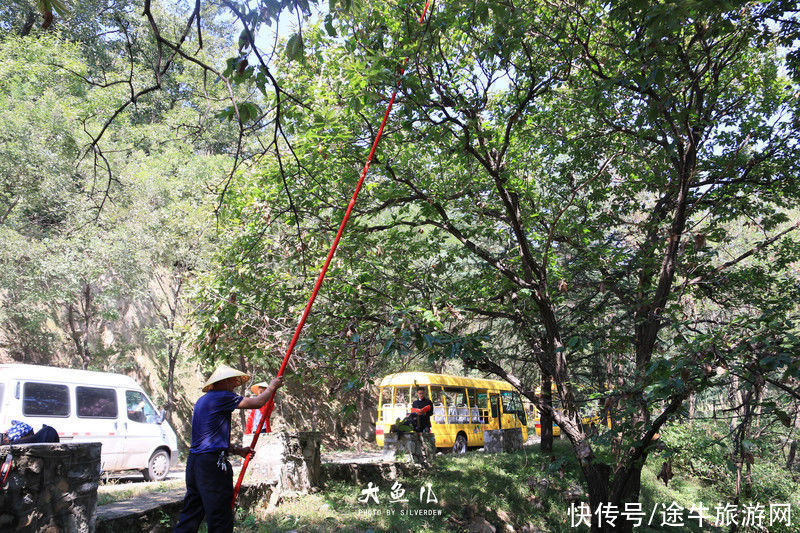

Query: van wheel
<box><xmin>142</xmin><ymin>449</ymin><xmax>170</xmax><ymax>481</ymax></box>
<box><xmin>452</xmin><ymin>434</ymin><xmax>467</xmax><ymax>454</ymax></box>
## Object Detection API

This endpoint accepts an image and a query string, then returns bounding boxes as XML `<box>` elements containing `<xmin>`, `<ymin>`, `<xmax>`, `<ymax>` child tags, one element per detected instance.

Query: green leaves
<box><xmin>215</xmin><ymin>102</ymin><xmax>262</xmax><ymax>124</ymax></box>
<box><xmin>238</xmin><ymin>102</ymin><xmax>262</xmax><ymax>123</ymax></box>
<box><xmin>324</xmin><ymin>14</ymin><xmax>337</xmax><ymax>37</ymax></box>
<box><xmin>286</xmin><ymin>33</ymin><xmax>305</xmax><ymax>62</ymax></box>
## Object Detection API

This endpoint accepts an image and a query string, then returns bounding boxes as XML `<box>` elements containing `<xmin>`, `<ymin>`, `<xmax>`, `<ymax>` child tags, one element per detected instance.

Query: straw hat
<box><xmin>250</xmin><ymin>381</ymin><xmax>269</xmax><ymax>394</ymax></box>
<box><xmin>202</xmin><ymin>364</ymin><xmax>250</xmax><ymax>392</ymax></box>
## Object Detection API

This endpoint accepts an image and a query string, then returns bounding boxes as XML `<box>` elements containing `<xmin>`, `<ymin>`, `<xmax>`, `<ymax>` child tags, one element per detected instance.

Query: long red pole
<box><xmin>232</xmin><ymin>0</ymin><xmax>434</xmax><ymax>507</ymax></box>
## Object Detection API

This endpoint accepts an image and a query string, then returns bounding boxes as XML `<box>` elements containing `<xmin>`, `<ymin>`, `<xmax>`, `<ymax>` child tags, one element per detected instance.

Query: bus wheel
<box><xmin>142</xmin><ymin>449</ymin><xmax>170</xmax><ymax>481</ymax></box>
<box><xmin>452</xmin><ymin>434</ymin><xmax>467</xmax><ymax>454</ymax></box>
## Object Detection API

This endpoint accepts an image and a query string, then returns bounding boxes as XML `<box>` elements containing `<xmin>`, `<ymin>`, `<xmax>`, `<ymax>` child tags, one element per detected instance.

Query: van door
<box><xmin>74</xmin><ymin>385</ymin><xmax>125</xmax><ymax>471</ymax></box>
<box><xmin>121</xmin><ymin>390</ymin><xmax>164</xmax><ymax>471</ymax></box>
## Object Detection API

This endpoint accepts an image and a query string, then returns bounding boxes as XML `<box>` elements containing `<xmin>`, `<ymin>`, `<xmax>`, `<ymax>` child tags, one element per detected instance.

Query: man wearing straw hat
<box><xmin>174</xmin><ymin>364</ymin><xmax>283</xmax><ymax>533</ymax></box>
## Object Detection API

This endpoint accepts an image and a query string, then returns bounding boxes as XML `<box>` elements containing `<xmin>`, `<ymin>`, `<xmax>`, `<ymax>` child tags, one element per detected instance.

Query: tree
<box><xmin>210</xmin><ymin>0</ymin><xmax>799</xmax><ymax>526</ymax></box>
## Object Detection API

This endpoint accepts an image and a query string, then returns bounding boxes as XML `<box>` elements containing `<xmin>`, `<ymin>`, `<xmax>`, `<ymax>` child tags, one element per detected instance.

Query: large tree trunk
<box><xmin>540</xmin><ymin>372</ymin><xmax>553</xmax><ymax>452</ymax></box>
<box><xmin>20</xmin><ymin>11</ymin><xmax>35</xmax><ymax>36</ymax></box>
<box><xmin>166</xmin><ymin>342</ymin><xmax>176</xmax><ymax>423</ymax></box>
<box><xmin>67</xmin><ymin>284</ymin><xmax>93</xmax><ymax>369</ymax></box>
<box><xmin>356</xmin><ymin>387</ymin><xmax>365</xmax><ymax>453</ymax></box>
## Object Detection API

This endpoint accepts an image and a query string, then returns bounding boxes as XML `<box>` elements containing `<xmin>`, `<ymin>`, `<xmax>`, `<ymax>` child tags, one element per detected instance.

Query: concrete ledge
<box><xmin>95</xmin><ymin>483</ymin><xmax>275</xmax><ymax>533</ymax></box>
<box><xmin>96</xmin><ymin>488</ymin><xmax>184</xmax><ymax>533</ymax></box>
<box><xmin>321</xmin><ymin>462</ymin><xmax>425</xmax><ymax>485</ymax></box>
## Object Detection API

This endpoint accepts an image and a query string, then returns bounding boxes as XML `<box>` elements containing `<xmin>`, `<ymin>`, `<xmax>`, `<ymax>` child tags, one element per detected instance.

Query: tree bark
<box><xmin>540</xmin><ymin>372</ymin><xmax>554</xmax><ymax>452</ymax></box>
<box><xmin>20</xmin><ymin>11</ymin><xmax>35</xmax><ymax>37</ymax></box>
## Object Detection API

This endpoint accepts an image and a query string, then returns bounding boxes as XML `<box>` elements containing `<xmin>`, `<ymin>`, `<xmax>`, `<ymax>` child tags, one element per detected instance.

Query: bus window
<box><xmin>394</xmin><ymin>386</ymin><xmax>409</xmax><ymax>406</ymax></box>
<box><xmin>501</xmin><ymin>391</ymin><xmax>527</xmax><ymax>426</ymax></box>
<box><xmin>430</xmin><ymin>386</ymin><xmax>446</xmax><ymax>424</ymax></box>
<box><xmin>475</xmin><ymin>390</ymin><xmax>489</xmax><ymax>424</ymax></box>
<box><xmin>443</xmin><ymin>387</ymin><xmax>469</xmax><ymax>424</ymax></box>
<box><xmin>378</xmin><ymin>388</ymin><xmax>387</xmax><ymax>422</ymax></box>
<box><xmin>466</xmin><ymin>388</ymin><xmax>481</xmax><ymax>423</ymax></box>
<box><xmin>490</xmin><ymin>394</ymin><xmax>500</xmax><ymax>420</ymax></box>
<box><xmin>382</xmin><ymin>386</ymin><xmax>411</xmax><ymax>424</ymax></box>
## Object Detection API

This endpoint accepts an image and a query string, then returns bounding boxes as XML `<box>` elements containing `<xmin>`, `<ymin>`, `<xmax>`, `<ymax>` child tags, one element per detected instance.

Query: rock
<box><xmin>527</xmin><ymin>495</ymin><xmax>544</xmax><ymax>509</ymax></box>
<box><xmin>484</xmin><ymin>428</ymin><xmax>524</xmax><ymax>453</ymax></box>
<box><xmin>561</xmin><ymin>485</ymin><xmax>583</xmax><ymax>502</ymax></box>
<box><xmin>484</xmin><ymin>430</ymin><xmax>504</xmax><ymax>453</ymax></box>
<box><xmin>243</xmin><ymin>431</ymin><xmax>321</xmax><ymax>492</ymax></box>
<box><xmin>502</xmin><ymin>428</ymin><xmax>523</xmax><ymax>451</ymax></box>
<box><xmin>382</xmin><ymin>433</ymin><xmax>435</xmax><ymax>466</ymax></box>
<box><xmin>528</xmin><ymin>476</ymin><xmax>550</xmax><ymax>493</ymax></box>
<box><xmin>0</xmin><ymin>443</ymin><xmax>100</xmax><ymax>533</ymax></box>
<box><xmin>468</xmin><ymin>515</ymin><xmax>497</xmax><ymax>533</ymax></box>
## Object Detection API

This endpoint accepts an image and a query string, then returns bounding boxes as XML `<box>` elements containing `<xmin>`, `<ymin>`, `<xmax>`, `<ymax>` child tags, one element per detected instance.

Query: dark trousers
<box><xmin>15</xmin><ymin>425</ymin><xmax>59</xmax><ymax>444</ymax></box>
<box><xmin>174</xmin><ymin>452</ymin><xmax>233</xmax><ymax>533</ymax></box>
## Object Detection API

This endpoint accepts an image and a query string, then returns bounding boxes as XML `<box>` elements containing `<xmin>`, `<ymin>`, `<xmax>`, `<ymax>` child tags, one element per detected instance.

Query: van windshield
<box><xmin>126</xmin><ymin>391</ymin><xmax>160</xmax><ymax>424</ymax></box>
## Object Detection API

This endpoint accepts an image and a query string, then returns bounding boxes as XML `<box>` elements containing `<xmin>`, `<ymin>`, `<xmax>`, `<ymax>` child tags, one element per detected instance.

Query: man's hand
<box><xmin>238</xmin><ymin>376</ymin><xmax>284</xmax><ymax>409</ymax></box>
<box><xmin>230</xmin><ymin>446</ymin><xmax>253</xmax><ymax>458</ymax></box>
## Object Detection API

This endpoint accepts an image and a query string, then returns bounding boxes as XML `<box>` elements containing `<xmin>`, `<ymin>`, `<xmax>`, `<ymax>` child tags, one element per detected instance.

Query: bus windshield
<box><xmin>501</xmin><ymin>391</ymin><xmax>527</xmax><ymax>425</ymax></box>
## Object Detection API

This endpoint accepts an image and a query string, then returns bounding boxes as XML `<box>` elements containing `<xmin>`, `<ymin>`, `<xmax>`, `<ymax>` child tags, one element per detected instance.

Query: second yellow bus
<box><xmin>375</xmin><ymin>372</ymin><xmax>528</xmax><ymax>452</ymax></box>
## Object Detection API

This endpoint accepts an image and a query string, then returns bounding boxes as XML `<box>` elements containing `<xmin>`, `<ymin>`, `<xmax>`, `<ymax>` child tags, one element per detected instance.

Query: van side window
<box><xmin>77</xmin><ymin>387</ymin><xmax>118</xmax><ymax>418</ymax></box>
<box><xmin>126</xmin><ymin>391</ymin><xmax>159</xmax><ymax>424</ymax></box>
<box><xmin>23</xmin><ymin>382</ymin><xmax>70</xmax><ymax>417</ymax></box>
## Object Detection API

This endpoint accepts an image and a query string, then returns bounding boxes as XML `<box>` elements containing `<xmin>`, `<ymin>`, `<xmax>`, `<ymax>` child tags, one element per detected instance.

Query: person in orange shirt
<box><xmin>245</xmin><ymin>382</ymin><xmax>269</xmax><ymax>434</ymax></box>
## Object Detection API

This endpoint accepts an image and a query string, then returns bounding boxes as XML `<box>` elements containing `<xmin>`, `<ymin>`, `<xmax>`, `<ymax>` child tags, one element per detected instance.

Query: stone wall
<box><xmin>0</xmin><ymin>442</ymin><xmax>101</xmax><ymax>532</ymax></box>
<box><xmin>484</xmin><ymin>428</ymin><xmax>523</xmax><ymax>454</ymax></box>
<box><xmin>382</xmin><ymin>433</ymin><xmax>436</xmax><ymax>466</ymax></box>
<box><xmin>241</xmin><ymin>431</ymin><xmax>321</xmax><ymax>492</ymax></box>
<box><xmin>321</xmin><ymin>462</ymin><xmax>425</xmax><ymax>485</ymax></box>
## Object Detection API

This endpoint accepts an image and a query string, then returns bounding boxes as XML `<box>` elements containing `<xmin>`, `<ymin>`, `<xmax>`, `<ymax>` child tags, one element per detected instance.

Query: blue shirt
<box><xmin>189</xmin><ymin>390</ymin><xmax>243</xmax><ymax>454</ymax></box>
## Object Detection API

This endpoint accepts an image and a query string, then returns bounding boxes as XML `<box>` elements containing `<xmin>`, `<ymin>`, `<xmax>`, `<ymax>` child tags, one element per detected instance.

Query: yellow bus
<box><xmin>375</xmin><ymin>372</ymin><xmax>528</xmax><ymax>452</ymax></box>
<box><xmin>531</xmin><ymin>385</ymin><xmax>561</xmax><ymax>437</ymax></box>
<box><xmin>530</xmin><ymin>384</ymin><xmax>610</xmax><ymax>437</ymax></box>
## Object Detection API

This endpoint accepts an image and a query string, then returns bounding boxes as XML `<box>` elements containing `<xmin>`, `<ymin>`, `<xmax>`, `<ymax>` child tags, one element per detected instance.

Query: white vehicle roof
<box><xmin>0</xmin><ymin>363</ymin><xmax>142</xmax><ymax>389</ymax></box>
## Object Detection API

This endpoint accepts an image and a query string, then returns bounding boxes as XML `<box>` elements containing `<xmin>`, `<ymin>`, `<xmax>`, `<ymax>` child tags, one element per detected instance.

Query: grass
<box><xmin>96</xmin><ymin>478</ymin><xmax>184</xmax><ymax>506</ymax></box>
<box><xmin>235</xmin><ymin>440</ymin><xmax>590</xmax><ymax>532</ymax></box>
<box><xmin>233</xmin><ymin>438</ymin><xmax>800</xmax><ymax>532</ymax></box>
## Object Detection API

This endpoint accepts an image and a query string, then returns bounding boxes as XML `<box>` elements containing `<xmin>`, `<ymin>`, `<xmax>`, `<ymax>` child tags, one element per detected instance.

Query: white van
<box><xmin>0</xmin><ymin>364</ymin><xmax>179</xmax><ymax>481</ymax></box>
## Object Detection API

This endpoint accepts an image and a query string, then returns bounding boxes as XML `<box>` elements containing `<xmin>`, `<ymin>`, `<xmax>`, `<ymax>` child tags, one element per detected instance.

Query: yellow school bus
<box><xmin>531</xmin><ymin>384</ymin><xmax>611</xmax><ymax>436</ymax></box>
<box><xmin>531</xmin><ymin>385</ymin><xmax>561</xmax><ymax>437</ymax></box>
<box><xmin>375</xmin><ymin>372</ymin><xmax>528</xmax><ymax>452</ymax></box>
